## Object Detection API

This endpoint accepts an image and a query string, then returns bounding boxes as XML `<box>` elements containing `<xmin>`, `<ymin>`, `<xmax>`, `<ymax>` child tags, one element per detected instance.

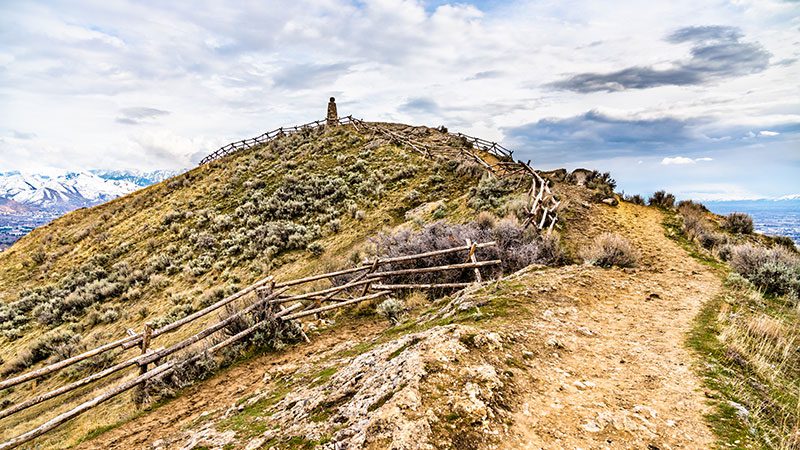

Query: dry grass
<box><xmin>582</xmin><ymin>232</ymin><xmax>638</xmax><ymax>268</ymax></box>
<box><xmin>717</xmin><ymin>274</ymin><xmax>800</xmax><ymax>449</ymax></box>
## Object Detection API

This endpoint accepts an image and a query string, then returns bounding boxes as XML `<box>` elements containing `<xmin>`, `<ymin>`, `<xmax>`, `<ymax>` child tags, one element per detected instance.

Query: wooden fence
<box><xmin>198</xmin><ymin>116</ymin><xmax>360</xmax><ymax>165</ymax></box>
<box><xmin>0</xmin><ymin>241</ymin><xmax>498</xmax><ymax>449</ymax></box>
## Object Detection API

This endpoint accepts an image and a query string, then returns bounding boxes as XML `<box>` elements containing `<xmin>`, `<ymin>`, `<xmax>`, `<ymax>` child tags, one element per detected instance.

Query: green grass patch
<box><xmin>216</xmin><ymin>381</ymin><xmax>292</xmax><ymax>438</ymax></box>
<box><xmin>310</xmin><ymin>366</ymin><xmax>337</xmax><ymax>387</ymax></box>
<box><xmin>687</xmin><ymin>288</ymin><xmax>760</xmax><ymax>448</ymax></box>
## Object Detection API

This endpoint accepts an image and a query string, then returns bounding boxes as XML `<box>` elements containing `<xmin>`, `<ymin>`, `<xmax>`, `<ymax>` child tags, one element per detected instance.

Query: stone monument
<box><xmin>326</xmin><ymin>97</ymin><xmax>338</xmax><ymax>126</ymax></box>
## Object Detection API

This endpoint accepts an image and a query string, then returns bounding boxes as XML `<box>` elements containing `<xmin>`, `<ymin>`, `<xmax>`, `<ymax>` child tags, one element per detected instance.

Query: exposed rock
<box><xmin>223</xmin><ymin>325</ymin><xmax>509</xmax><ymax>449</ymax></box>
<box><xmin>569</xmin><ymin>168</ymin><xmax>594</xmax><ymax>186</ymax></box>
<box><xmin>404</xmin><ymin>200</ymin><xmax>445</xmax><ymax>221</ymax></box>
<box><xmin>602</xmin><ymin>197</ymin><xmax>619</xmax><ymax>206</ymax></box>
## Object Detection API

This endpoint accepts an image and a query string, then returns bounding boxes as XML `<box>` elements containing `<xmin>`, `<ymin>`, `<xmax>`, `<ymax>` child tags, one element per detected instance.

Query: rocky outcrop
<box><xmin>211</xmin><ymin>325</ymin><xmax>510</xmax><ymax>450</ymax></box>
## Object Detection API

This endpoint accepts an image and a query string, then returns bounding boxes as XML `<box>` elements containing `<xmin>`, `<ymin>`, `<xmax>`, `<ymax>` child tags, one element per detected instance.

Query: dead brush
<box><xmin>582</xmin><ymin>233</ymin><xmax>638</xmax><ymax>268</ymax></box>
<box><xmin>346</xmin><ymin>218</ymin><xmax>564</xmax><ymax>293</ymax></box>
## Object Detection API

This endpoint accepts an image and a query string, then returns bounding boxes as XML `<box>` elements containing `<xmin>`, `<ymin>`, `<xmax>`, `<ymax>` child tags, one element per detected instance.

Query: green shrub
<box><xmin>468</xmin><ymin>174</ymin><xmax>515</xmax><ymax>211</ymax></box>
<box><xmin>771</xmin><ymin>235</ymin><xmax>798</xmax><ymax>251</ymax></box>
<box><xmin>729</xmin><ymin>244</ymin><xmax>800</xmax><ymax>296</ymax></box>
<box><xmin>307</xmin><ymin>242</ymin><xmax>325</xmax><ymax>256</ymax></box>
<box><xmin>648</xmin><ymin>190</ymin><xmax>675</xmax><ymax>208</ymax></box>
<box><xmin>1</xmin><ymin>329</ymin><xmax>82</xmax><ymax>376</ymax></box>
<box><xmin>376</xmin><ymin>298</ymin><xmax>405</xmax><ymax>325</ymax></box>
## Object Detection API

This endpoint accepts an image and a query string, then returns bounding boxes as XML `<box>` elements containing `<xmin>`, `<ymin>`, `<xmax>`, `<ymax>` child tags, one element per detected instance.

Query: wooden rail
<box><xmin>198</xmin><ymin>116</ymin><xmax>360</xmax><ymax>165</ymax></box>
<box><xmin>0</xmin><ymin>241</ymin><xmax>497</xmax><ymax>448</ymax></box>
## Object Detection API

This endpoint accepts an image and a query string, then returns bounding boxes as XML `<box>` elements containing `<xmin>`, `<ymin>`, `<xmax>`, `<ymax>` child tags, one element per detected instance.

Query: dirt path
<box><xmin>505</xmin><ymin>202</ymin><xmax>718</xmax><ymax>449</ymax></box>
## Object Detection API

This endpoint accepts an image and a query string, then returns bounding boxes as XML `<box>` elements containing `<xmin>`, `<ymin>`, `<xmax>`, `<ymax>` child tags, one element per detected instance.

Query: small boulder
<box><xmin>602</xmin><ymin>197</ymin><xmax>619</xmax><ymax>206</ymax></box>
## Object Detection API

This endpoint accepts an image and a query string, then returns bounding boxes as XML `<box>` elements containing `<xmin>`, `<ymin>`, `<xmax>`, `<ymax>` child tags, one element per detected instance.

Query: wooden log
<box><xmin>139</xmin><ymin>323</ymin><xmax>152</xmax><ymax>377</ymax></box>
<box><xmin>275</xmin><ymin>295</ymin><xmax>352</xmax><ymax>303</ymax></box>
<box><xmin>364</xmin><ymin>241</ymin><xmax>496</xmax><ymax>265</ymax></box>
<box><xmin>273</xmin><ymin>265</ymin><xmax>370</xmax><ymax>288</ymax></box>
<box><xmin>0</xmin><ymin>302</ymin><xmax>300</xmax><ymax>423</ymax></box>
<box><xmin>370</xmin><ymin>283</ymin><xmax>472</xmax><ymax>290</ymax></box>
<box><xmin>466</xmin><ymin>239</ymin><xmax>482</xmax><ymax>283</ymax></box>
<box><xmin>367</xmin><ymin>260</ymin><xmax>500</xmax><ymax>278</ymax></box>
<box><xmin>0</xmin><ymin>335</ymin><xmax>139</xmax><ymax>390</ymax></box>
<box><xmin>0</xmin><ymin>357</ymin><xmax>138</xmax><ymax>421</ymax></box>
<box><xmin>0</xmin><ymin>361</ymin><xmax>177</xmax><ymax>450</ymax></box>
<box><xmin>280</xmin><ymin>291</ymin><xmax>390</xmax><ymax>321</ymax></box>
<box><xmin>270</xmin><ymin>278</ymin><xmax>374</xmax><ymax>305</ymax></box>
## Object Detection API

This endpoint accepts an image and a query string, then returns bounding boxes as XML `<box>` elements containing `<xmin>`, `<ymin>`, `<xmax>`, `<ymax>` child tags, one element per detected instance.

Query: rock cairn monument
<box><xmin>327</xmin><ymin>97</ymin><xmax>338</xmax><ymax>126</ymax></box>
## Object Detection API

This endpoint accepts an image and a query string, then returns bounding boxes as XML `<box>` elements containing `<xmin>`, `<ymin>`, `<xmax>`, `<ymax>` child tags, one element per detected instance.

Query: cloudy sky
<box><xmin>1</xmin><ymin>0</ymin><xmax>798</xmax><ymax>200</ymax></box>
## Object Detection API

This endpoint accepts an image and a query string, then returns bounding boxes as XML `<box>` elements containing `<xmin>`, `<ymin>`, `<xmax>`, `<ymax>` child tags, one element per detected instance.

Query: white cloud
<box><xmin>0</xmin><ymin>0</ymin><xmax>795</xmax><ymax>203</ymax></box>
<box><xmin>661</xmin><ymin>156</ymin><xmax>713</xmax><ymax>165</ymax></box>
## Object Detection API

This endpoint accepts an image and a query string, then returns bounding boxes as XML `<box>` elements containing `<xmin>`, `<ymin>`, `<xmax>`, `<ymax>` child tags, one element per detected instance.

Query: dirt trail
<box><xmin>505</xmin><ymin>202</ymin><xmax>719</xmax><ymax>449</ymax></box>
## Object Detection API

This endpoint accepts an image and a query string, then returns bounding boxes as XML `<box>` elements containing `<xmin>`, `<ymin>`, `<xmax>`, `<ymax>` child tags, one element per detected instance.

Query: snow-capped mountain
<box><xmin>0</xmin><ymin>171</ymin><xmax>141</xmax><ymax>211</ymax></box>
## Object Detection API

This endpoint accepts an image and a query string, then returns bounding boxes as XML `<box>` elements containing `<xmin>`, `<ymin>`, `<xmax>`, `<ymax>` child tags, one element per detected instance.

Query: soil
<box><xmin>501</xmin><ymin>201</ymin><xmax>719</xmax><ymax>448</ymax></box>
<box><xmin>76</xmin><ymin>201</ymin><xmax>720</xmax><ymax>449</ymax></box>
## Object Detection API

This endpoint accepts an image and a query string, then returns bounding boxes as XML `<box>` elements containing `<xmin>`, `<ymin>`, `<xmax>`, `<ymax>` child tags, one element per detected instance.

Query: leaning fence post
<box><xmin>465</xmin><ymin>239</ymin><xmax>482</xmax><ymax>283</ymax></box>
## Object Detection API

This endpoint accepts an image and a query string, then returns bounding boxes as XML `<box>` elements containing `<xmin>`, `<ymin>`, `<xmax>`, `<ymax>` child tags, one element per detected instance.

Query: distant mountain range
<box><xmin>0</xmin><ymin>169</ymin><xmax>182</xmax><ymax>250</ymax></box>
<box><xmin>0</xmin><ymin>170</ymin><xmax>181</xmax><ymax>213</ymax></box>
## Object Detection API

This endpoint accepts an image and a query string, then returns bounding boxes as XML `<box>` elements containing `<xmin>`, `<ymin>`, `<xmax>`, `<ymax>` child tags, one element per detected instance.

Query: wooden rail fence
<box><xmin>0</xmin><ymin>241</ymin><xmax>498</xmax><ymax>449</ymax></box>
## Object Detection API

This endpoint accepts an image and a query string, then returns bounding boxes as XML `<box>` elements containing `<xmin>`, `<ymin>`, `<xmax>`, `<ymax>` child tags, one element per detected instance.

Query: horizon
<box><xmin>1</xmin><ymin>0</ymin><xmax>798</xmax><ymax>200</ymax></box>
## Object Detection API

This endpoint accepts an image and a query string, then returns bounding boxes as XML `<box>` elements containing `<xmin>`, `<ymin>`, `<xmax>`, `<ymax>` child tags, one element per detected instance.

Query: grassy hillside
<box><xmin>0</xmin><ymin>122</ymin><xmax>565</xmax><ymax>446</ymax></box>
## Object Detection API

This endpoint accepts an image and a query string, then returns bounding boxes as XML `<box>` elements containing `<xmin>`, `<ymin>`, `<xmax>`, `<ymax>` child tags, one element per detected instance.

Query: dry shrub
<box><xmin>353</xmin><ymin>218</ymin><xmax>563</xmax><ymax>290</ymax></box>
<box><xmin>729</xmin><ymin>244</ymin><xmax>800</xmax><ymax>297</ymax></box>
<box><xmin>583</xmin><ymin>233</ymin><xmax>638</xmax><ymax>268</ymax></box>
<box><xmin>723</xmin><ymin>212</ymin><xmax>754</xmax><ymax>234</ymax></box>
<box><xmin>624</xmin><ymin>194</ymin><xmax>646</xmax><ymax>205</ymax></box>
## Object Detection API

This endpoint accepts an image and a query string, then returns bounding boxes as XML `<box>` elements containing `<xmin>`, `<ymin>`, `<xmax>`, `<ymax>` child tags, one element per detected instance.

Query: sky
<box><xmin>0</xmin><ymin>0</ymin><xmax>798</xmax><ymax>200</ymax></box>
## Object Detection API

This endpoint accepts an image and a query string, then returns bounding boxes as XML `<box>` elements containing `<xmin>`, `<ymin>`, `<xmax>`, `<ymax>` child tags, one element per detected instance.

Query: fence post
<box><xmin>139</xmin><ymin>323</ymin><xmax>152</xmax><ymax>376</ymax></box>
<box><xmin>133</xmin><ymin>322</ymin><xmax>153</xmax><ymax>404</ymax></box>
<box><xmin>465</xmin><ymin>239</ymin><xmax>482</xmax><ymax>283</ymax></box>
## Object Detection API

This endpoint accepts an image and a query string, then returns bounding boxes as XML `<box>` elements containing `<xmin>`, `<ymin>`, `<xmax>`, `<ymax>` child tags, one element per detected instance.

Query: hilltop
<box><xmin>0</xmin><ymin>117</ymin><xmax>797</xmax><ymax>449</ymax></box>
